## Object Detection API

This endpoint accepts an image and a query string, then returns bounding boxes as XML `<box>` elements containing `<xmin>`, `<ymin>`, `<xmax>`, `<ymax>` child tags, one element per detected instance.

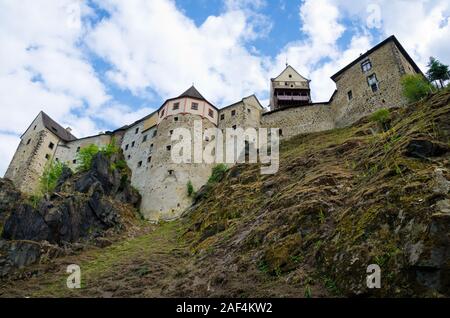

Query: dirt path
<box><xmin>0</xmin><ymin>222</ymin><xmax>190</xmax><ymax>297</ymax></box>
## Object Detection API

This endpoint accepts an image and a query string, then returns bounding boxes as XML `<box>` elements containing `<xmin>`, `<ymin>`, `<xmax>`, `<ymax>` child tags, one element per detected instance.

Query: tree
<box><xmin>401</xmin><ymin>74</ymin><xmax>433</xmax><ymax>103</ymax></box>
<box><xmin>427</xmin><ymin>57</ymin><xmax>450</xmax><ymax>89</ymax></box>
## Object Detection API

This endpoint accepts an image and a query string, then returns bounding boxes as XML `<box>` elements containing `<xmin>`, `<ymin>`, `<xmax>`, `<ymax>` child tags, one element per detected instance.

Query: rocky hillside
<box><xmin>0</xmin><ymin>151</ymin><xmax>142</xmax><ymax>278</ymax></box>
<box><xmin>0</xmin><ymin>90</ymin><xmax>449</xmax><ymax>297</ymax></box>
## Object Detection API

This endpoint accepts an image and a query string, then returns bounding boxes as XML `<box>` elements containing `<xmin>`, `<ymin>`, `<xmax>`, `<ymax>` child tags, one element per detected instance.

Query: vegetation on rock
<box><xmin>401</xmin><ymin>74</ymin><xmax>434</xmax><ymax>103</ymax></box>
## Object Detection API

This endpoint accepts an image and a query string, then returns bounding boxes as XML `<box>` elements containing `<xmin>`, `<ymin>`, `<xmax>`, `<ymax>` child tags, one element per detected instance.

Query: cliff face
<box><xmin>0</xmin><ymin>91</ymin><xmax>448</xmax><ymax>297</ymax></box>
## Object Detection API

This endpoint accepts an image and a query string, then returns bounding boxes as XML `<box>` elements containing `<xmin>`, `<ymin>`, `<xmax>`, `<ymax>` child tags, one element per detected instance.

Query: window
<box><xmin>137</xmin><ymin>161</ymin><xmax>142</xmax><ymax>168</ymax></box>
<box><xmin>168</xmin><ymin>169</ymin><xmax>174</xmax><ymax>175</ymax></box>
<box><xmin>232</xmin><ymin>125</ymin><xmax>237</xmax><ymax>130</ymax></box>
<box><xmin>131</xmin><ymin>141</ymin><xmax>135</xmax><ymax>147</ymax></box>
<box><xmin>285</xmin><ymin>82</ymin><xmax>288</xmax><ymax>86</ymax></box>
<box><xmin>361</xmin><ymin>59</ymin><xmax>372</xmax><ymax>72</ymax></box>
<box><xmin>231</xmin><ymin>110</ymin><xmax>236</xmax><ymax>116</ymax></box>
<box><xmin>48</xmin><ymin>142</ymin><xmax>54</xmax><ymax>149</ymax></box>
<box><xmin>150</xmin><ymin>144</ymin><xmax>154</xmax><ymax>152</ymax></box>
<box><xmin>147</xmin><ymin>156</ymin><xmax>152</xmax><ymax>163</ymax></box>
<box><xmin>153</xmin><ymin>130</ymin><xmax>157</xmax><ymax>137</ymax></box>
<box><xmin>127</xmin><ymin>155</ymin><xmax>131</xmax><ymax>159</ymax></box>
<box><xmin>208</xmin><ymin>109</ymin><xmax>214</xmax><ymax>118</ymax></box>
<box><xmin>191</xmin><ymin>102</ymin><xmax>199</xmax><ymax>110</ymax></box>
<box><xmin>166</xmin><ymin>145</ymin><xmax>171</xmax><ymax>151</ymax></box>
<box><xmin>72</xmin><ymin>159</ymin><xmax>77</xmax><ymax>164</ymax></box>
<box><xmin>367</xmin><ymin>74</ymin><xmax>379</xmax><ymax>92</ymax></box>
<box><xmin>76</xmin><ymin>146</ymin><xmax>81</xmax><ymax>152</ymax></box>
<box><xmin>169</xmin><ymin>130</ymin><xmax>173</xmax><ymax>136</ymax></box>
<box><xmin>45</xmin><ymin>154</ymin><xmax>50</xmax><ymax>160</ymax></box>
<box><xmin>174</xmin><ymin>116</ymin><xmax>179</xmax><ymax>122</ymax></box>
<box><xmin>247</xmin><ymin>109</ymin><xmax>251</xmax><ymax>113</ymax></box>
<box><xmin>26</xmin><ymin>139</ymin><xmax>31</xmax><ymax>145</ymax></box>
<box><xmin>220</xmin><ymin>114</ymin><xmax>225</xmax><ymax>120</ymax></box>
<box><xmin>160</xmin><ymin>109</ymin><xmax>165</xmax><ymax>118</ymax></box>
<box><xmin>125</xmin><ymin>144</ymin><xmax>129</xmax><ymax>151</ymax></box>
<box><xmin>135</xmin><ymin>127</ymin><xmax>139</xmax><ymax>134</ymax></box>
<box><xmin>143</xmin><ymin>135</ymin><xmax>147</xmax><ymax>142</ymax></box>
<box><xmin>289</xmin><ymin>74</ymin><xmax>292</xmax><ymax>78</ymax></box>
<box><xmin>55</xmin><ymin>158</ymin><xmax>59</xmax><ymax>162</ymax></box>
<box><xmin>51</xmin><ymin>127</ymin><xmax>58</xmax><ymax>133</ymax></box>
<box><xmin>173</xmin><ymin>102</ymin><xmax>180</xmax><ymax>110</ymax></box>
<box><xmin>279</xmin><ymin>129</ymin><xmax>283</xmax><ymax>136</ymax></box>
<box><xmin>33</xmin><ymin>125</ymin><xmax>37</xmax><ymax>130</ymax></box>
<box><xmin>347</xmin><ymin>90</ymin><xmax>353</xmax><ymax>101</ymax></box>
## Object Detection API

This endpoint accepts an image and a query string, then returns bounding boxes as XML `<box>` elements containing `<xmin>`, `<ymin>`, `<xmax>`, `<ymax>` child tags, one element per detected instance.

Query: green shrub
<box><xmin>39</xmin><ymin>160</ymin><xmax>66</xmax><ymax>194</ymax></box>
<box><xmin>111</xmin><ymin>159</ymin><xmax>127</xmax><ymax>172</ymax></box>
<box><xmin>208</xmin><ymin>164</ymin><xmax>228</xmax><ymax>184</ymax></box>
<box><xmin>187</xmin><ymin>180</ymin><xmax>194</xmax><ymax>197</ymax></box>
<box><xmin>76</xmin><ymin>144</ymin><xmax>100</xmax><ymax>172</ymax></box>
<box><xmin>76</xmin><ymin>139</ymin><xmax>120</xmax><ymax>172</ymax></box>
<box><xmin>370</xmin><ymin>108</ymin><xmax>391</xmax><ymax>131</ymax></box>
<box><xmin>401</xmin><ymin>74</ymin><xmax>434</xmax><ymax>103</ymax></box>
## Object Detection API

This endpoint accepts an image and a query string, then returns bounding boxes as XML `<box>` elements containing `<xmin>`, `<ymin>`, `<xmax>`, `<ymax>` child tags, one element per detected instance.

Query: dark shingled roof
<box><xmin>41</xmin><ymin>111</ymin><xmax>77</xmax><ymax>141</ymax></box>
<box><xmin>178</xmin><ymin>85</ymin><xmax>207</xmax><ymax>100</ymax></box>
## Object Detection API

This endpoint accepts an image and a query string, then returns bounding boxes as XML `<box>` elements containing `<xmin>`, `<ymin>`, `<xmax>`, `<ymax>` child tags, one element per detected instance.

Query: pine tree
<box><xmin>427</xmin><ymin>57</ymin><xmax>450</xmax><ymax>89</ymax></box>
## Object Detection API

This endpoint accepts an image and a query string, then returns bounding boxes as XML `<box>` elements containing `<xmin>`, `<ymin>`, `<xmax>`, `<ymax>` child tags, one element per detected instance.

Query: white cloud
<box><xmin>0</xmin><ymin>133</ymin><xmax>20</xmax><ymax>178</ymax></box>
<box><xmin>86</xmin><ymin>0</ymin><xmax>270</xmax><ymax>106</ymax></box>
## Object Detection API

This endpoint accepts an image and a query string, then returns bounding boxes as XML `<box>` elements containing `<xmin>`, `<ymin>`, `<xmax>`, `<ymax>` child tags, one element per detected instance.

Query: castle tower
<box><xmin>270</xmin><ymin>65</ymin><xmax>311</xmax><ymax>111</ymax></box>
<box><xmin>4</xmin><ymin>111</ymin><xmax>76</xmax><ymax>194</ymax></box>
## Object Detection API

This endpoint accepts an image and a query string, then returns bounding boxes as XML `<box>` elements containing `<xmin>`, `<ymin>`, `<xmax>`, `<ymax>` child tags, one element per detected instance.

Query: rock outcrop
<box><xmin>0</xmin><ymin>151</ymin><xmax>141</xmax><ymax>277</ymax></box>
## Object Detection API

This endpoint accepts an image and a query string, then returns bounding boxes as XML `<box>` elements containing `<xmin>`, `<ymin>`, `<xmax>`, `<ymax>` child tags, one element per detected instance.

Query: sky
<box><xmin>1</xmin><ymin>0</ymin><xmax>450</xmax><ymax>176</ymax></box>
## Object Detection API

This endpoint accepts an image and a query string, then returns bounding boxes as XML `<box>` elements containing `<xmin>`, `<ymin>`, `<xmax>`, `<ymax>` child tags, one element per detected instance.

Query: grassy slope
<box><xmin>1</xmin><ymin>91</ymin><xmax>449</xmax><ymax>298</ymax></box>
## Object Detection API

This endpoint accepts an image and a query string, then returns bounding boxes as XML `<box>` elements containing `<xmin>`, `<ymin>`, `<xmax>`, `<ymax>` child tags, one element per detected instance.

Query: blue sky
<box><xmin>1</xmin><ymin>0</ymin><xmax>450</xmax><ymax>175</ymax></box>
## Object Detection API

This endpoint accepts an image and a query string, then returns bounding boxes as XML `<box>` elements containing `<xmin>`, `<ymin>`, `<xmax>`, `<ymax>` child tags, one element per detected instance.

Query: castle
<box><xmin>4</xmin><ymin>35</ymin><xmax>422</xmax><ymax>221</ymax></box>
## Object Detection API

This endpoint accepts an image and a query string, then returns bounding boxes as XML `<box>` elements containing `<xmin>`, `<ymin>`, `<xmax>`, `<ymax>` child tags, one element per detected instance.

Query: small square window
<box><xmin>135</xmin><ymin>127</ymin><xmax>139</xmax><ymax>134</ymax></box>
<box><xmin>55</xmin><ymin>158</ymin><xmax>59</xmax><ymax>162</ymax></box>
<box><xmin>168</xmin><ymin>169</ymin><xmax>174</xmax><ymax>175</ymax></box>
<box><xmin>361</xmin><ymin>59</ymin><xmax>372</xmax><ymax>72</ymax></box>
<box><xmin>208</xmin><ymin>109</ymin><xmax>214</xmax><ymax>118</ymax></box>
<box><xmin>347</xmin><ymin>90</ymin><xmax>353</xmax><ymax>101</ymax></box>
<box><xmin>45</xmin><ymin>154</ymin><xmax>50</xmax><ymax>160</ymax></box>
<box><xmin>72</xmin><ymin>159</ymin><xmax>77</xmax><ymax>164</ymax></box>
<box><xmin>166</xmin><ymin>145</ymin><xmax>171</xmax><ymax>151</ymax></box>
<box><xmin>127</xmin><ymin>155</ymin><xmax>131</xmax><ymax>159</ymax></box>
<box><xmin>174</xmin><ymin>116</ymin><xmax>178</xmax><ymax>122</ymax></box>
<box><xmin>191</xmin><ymin>103</ymin><xmax>199</xmax><ymax>110</ymax></box>
<box><xmin>232</xmin><ymin>125</ymin><xmax>237</xmax><ymax>130</ymax></box>
<box><xmin>247</xmin><ymin>109</ymin><xmax>251</xmax><ymax>113</ymax></box>
<box><xmin>231</xmin><ymin>110</ymin><xmax>236</xmax><ymax>116</ymax></box>
<box><xmin>220</xmin><ymin>114</ymin><xmax>225</xmax><ymax>120</ymax></box>
<box><xmin>48</xmin><ymin>142</ymin><xmax>54</xmax><ymax>149</ymax></box>
<box><xmin>137</xmin><ymin>161</ymin><xmax>142</xmax><ymax>168</ymax></box>
<box><xmin>173</xmin><ymin>102</ymin><xmax>180</xmax><ymax>110</ymax></box>
<box><xmin>143</xmin><ymin>135</ymin><xmax>147</xmax><ymax>142</ymax></box>
<box><xmin>76</xmin><ymin>146</ymin><xmax>81</xmax><ymax>152</ymax></box>
<box><xmin>169</xmin><ymin>130</ymin><xmax>174</xmax><ymax>136</ymax></box>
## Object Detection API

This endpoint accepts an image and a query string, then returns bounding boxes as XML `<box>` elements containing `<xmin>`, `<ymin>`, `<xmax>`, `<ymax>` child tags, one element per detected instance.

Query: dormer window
<box><xmin>361</xmin><ymin>59</ymin><xmax>372</xmax><ymax>72</ymax></box>
<box><xmin>173</xmin><ymin>102</ymin><xmax>180</xmax><ymax>110</ymax></box>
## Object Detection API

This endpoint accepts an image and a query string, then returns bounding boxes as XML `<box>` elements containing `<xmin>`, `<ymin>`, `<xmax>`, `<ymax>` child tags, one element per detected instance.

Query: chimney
<box><xmin>66</xmin><ymin>127</ymin><xmax>72</xmax><ymax>133</ymax></box>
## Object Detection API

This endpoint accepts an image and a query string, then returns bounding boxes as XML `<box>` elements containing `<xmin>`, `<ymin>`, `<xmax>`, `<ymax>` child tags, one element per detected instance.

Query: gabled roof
<box><xmin>41</xmin><ymin>111</ymin><xmax>77</xmax><ymax>141</ymax></box>
<box><xmin>220</xmin><ymin>94</ymin><xmax>264</xmax><ymax>111</ymax></box>
<box><xmin>271</xmin><ymin>65</ymin><xmax>310</xmax><ymax>82</ymax></box>
<box><xmin>330</xmin><ymin>35</ymin><xmax>423</xmax><ymax>81</ymax></box>
<box><xmin>178</xmin><ymin>85</ymin><xmax>207</xmax><ymax>100</ymax></box>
